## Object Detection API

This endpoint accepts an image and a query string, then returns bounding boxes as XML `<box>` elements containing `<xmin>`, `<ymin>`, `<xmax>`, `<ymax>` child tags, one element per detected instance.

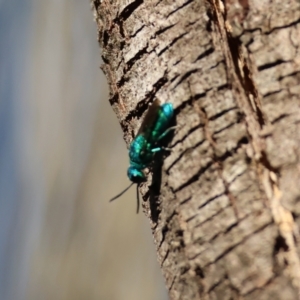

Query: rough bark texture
<box><xmin>92</xmin><ymin>0</ymin><xmax>300</xmax><ymax>299</ymax></box>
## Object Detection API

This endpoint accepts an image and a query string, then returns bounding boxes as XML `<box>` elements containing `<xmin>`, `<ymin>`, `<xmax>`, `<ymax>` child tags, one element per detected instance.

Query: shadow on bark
<box><xmin>148</xmin><ymin>116</ymin><xmax>177</xmax><ymax>223</ymax></box>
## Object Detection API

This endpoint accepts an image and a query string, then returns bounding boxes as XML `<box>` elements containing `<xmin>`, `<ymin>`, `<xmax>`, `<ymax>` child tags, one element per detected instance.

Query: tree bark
<box><xmin>92</xmin><ymin>0</ymin><xmax>300</xmax><ymax>299</ymax></box>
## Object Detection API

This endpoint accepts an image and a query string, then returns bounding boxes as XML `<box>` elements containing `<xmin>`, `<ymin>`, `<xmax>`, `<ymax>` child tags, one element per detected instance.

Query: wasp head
<box><xmin>127</xmin><ymin>166</ymin><xmax>146</xmax><ymax>183</ymax></box>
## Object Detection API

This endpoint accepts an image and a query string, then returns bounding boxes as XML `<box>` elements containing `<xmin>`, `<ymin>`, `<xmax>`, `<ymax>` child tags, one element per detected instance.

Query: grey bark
<box><xmin>92</xmin><ymin>0</ymin><xmax>300</xmax><ymax>299</ymax></box>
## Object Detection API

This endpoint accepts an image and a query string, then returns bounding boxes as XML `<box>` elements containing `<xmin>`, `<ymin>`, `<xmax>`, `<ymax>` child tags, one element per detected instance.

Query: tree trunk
<box><xmin>92</xmin><ymin>0</ymin><xmax>300</xmax><ymax>299</ymax></box>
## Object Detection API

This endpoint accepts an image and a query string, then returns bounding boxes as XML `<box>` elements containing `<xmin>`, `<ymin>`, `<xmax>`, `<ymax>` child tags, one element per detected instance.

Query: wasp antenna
<box><xmin>109</xmin><ymin>182</ymin><xmax>135</xmax><ymax>202</ymax></box>
<box><xmin>136</xmin><ymin>184</ymin><xmax>140</xmax><ymax>214</ymax></box>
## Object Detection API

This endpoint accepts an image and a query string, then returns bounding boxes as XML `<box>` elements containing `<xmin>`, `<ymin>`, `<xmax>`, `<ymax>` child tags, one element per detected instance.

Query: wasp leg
<box><xmin>136</xmin><ymin>184</ymin><xmax>140</xmax><ymax>214</ymax></box>
<box><xmin>151</xmin><ymin>146</ymin><xmax>172</xmax><ymax>153</ymax></box>
<box><xmin>151</xmin><ymin>147</ymin><xmax>162</xmax><ymax>153</ymax></box>
<box><xmin>157</xmin><ymin>126</ymin><xmax>178</xmax><ymax>141</ymax></box>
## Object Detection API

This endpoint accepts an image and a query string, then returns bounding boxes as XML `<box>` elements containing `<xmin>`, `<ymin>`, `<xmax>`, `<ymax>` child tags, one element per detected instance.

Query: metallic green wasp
<box><xmin>110</xmin><ymin>99</ymin><xmax>174</xmax><ymax>213</ymax></box>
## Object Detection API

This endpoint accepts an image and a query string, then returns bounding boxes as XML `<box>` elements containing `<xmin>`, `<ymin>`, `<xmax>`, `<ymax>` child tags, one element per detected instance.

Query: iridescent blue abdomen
<box><xmin>150</xmin><ymin>103</ymin><xmax>174</xmax><ymax>142</ymax></box>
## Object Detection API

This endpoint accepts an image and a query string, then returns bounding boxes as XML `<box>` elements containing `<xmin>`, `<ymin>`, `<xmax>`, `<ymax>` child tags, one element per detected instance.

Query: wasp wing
<box><xmin>137</xmin><ymin>99</ymin><xmax>161</xmax><ymax>136</ymax></box>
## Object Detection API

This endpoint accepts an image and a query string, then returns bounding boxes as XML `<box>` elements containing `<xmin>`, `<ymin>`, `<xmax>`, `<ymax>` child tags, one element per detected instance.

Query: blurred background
<box><xmin>0</xmin><ymin>0</ymin><xmax>167</xmax><ymax>299</ymax></box>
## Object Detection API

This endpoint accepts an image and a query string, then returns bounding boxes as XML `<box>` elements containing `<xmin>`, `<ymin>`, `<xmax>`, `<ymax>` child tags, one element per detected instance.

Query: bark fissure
<box><xmin>203</xmin><ymin>221</ymin><xmax>273</xmax><ymax>267</ymax></box>
<box><xmin>242</xmin><ymin>275</ymin><xmax>277</xmax><ymax>297</ymax></box>
<box><xmin>157</xmin><ymin>32</ymin><xmax>189</xmax><ymax>57</ymax></box>
<box><xmin>174</xmin><ymin>162</ymin><xmax>214</xmax><ymax>193</ymax></box>
<box><xmin>257</xmin><ymin>59</ymin><xmax>290</xmax><ymax>72</ymax></box>
<box><xmin>124</xmin><ymin>43</ymin><xmax>149</xmax><ymax>72</ymax></box>
<box><xmin>198</xmin><ymin>193</ymin><xmax>224</xmax><ymax>210</ymax></box>
<box><xmin>194</xmin><ymin>204</ymin><xmax>230</xmax><ymax>227</ymax></box>
<box><xmin>130</xmin><ymin>24</ymin><xmax>145</xmax><ymax>37</ymax></box>
<box><xmin>117</xmin><ymin>0</ymin><xmax>144</xmax><ymax>23</ymax></box>
<box><xmin>208</xmin><ymin>106</ymin><xmax>237</xmax><ymax>121</ymax></box>
<box><xmin>121</xmin><ymin>73</ymin><xmax>169</xmax><ymax>126</ymax></box>
<box><xmin>156</xmin><ymin>23</ymin><xmax>177</xmax><ymax>36</ymax></box>
<box><xmin>166</xmin><ymin>0</ymin><xmax>194</xmax><ymax>18</ymax></box>
<box><xmin>167</xmin><ymin>139</ymin><xmax>206</xmax><ymax>173</ymax></box>
<box><xmin>265</xmin><ymin>17</ymin><xmax>300</xmax><ymax>35</ymax></box>
<box><xmin>194</xmin><ymin>47</ymin><xmax>215</xmax><ymax>63</ymax></box>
